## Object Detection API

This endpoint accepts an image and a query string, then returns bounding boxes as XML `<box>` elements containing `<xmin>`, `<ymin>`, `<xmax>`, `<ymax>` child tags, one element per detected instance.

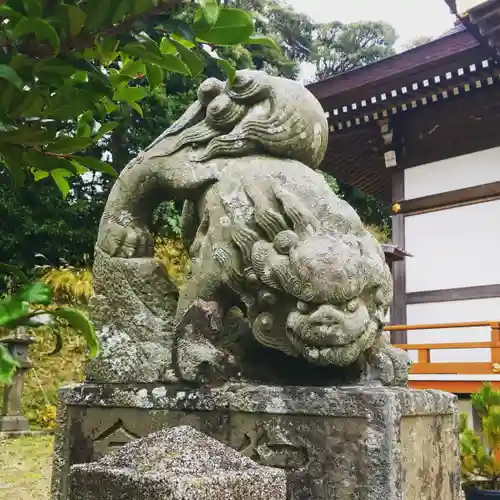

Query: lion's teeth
<box><xmin>306</xmin><ymin>347</ymin><xmax>319</xmax><ymax>360</ymax></box>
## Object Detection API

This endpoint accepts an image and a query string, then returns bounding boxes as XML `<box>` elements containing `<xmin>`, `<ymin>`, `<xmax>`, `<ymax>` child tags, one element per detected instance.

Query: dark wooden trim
<box><xmin>307</xmin><ymin>28</ymin><xmax>485</xmax><ymax>108</ymax></box>
<box><xmin>398</xmin><ymin>180</ymin><xmax>500</xmax><ymax>215</ymax></box>
<box><xmin>406</xmin><ymin>284</ymin><xmax>500</xmax><ymax>304</ymax></box>
<box><xmin>390</xmin><ymin>167</ymin><xmax>407</xmax><ymax>344</ymax></box>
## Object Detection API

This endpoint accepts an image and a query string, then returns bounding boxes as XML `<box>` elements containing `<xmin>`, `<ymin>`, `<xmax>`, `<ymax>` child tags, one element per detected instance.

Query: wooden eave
<box><xmin>445</xmin><ymin>0</ymin><xmax>500</xmax><ymax>58</ymax></box>
<box><xmin>381</xmin><ymin>244</ymin><xmax>412</xmax><ymax>264</ymax></box>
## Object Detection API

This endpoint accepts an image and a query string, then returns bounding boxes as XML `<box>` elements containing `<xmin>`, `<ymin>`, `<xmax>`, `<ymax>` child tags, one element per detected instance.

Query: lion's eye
<box><xmin>346</xmin><ymin>299</ymin><xmax>359</xmax><ymax>313</ymax></box>
<box><xmin>297</xmin><ymin>300</ymin><xmax>310</xmax><ymax>313</ymax></box>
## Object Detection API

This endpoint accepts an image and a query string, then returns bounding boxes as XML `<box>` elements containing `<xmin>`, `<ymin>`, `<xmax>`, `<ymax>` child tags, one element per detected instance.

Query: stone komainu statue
<box><xmin>91</xmin><ymin>70</ymin><xmax>410</xmax><ymax>387</ymax></box>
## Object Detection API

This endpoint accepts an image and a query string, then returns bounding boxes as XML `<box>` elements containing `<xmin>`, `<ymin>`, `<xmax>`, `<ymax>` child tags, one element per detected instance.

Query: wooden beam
<box><xmin>406</xmin><ymin>284</ymin><xmax>500</xmax><ymax>304</ymax></box>
<box><xmin>397</xmin><ymin>180</ymin><xmax>500</xmax><ymax>214</ymax></box>
<box><xmin>410</xmin><ymin>361</ymin><xmax>494</xmax><ymax>374</ymax></box>
<box><xmin>390</xmin><ymin>166</ymin><xmax>407</xmax><ymax>343</ymax></box>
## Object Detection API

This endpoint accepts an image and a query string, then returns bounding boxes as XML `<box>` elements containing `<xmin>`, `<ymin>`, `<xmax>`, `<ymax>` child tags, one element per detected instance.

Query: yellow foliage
<box><xmin>365</xmin><ymin>224</ymin><xmax>391</xmax><ymax>243</ymax></box>
<box><xmin>154</xmin><ymin>237</ymin><xmax>190</xmax><ymax>286</ymax></box>
<box><xmin>35</xmin><ymin>404</ymin><xmax>57</xmax><ymax>429</ymax></box>
<box><xmin>40</xmin><ymin>268</ymin><xmax>93</xmax><ymax>304</ymax></box>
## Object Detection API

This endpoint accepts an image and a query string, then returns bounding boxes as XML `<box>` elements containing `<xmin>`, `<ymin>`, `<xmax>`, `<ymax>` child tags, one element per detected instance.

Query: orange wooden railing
<box><xmin>385</xmin><ymin>321</ymin><xmax>500</xmax><ymax>376</ymax></box>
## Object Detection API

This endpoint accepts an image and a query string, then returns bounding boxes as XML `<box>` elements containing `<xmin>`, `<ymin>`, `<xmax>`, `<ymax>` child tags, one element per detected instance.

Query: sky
<box><xmin>286</xmin><ymin>0</ymin><xmax>456</xmax><ymax>49</ymax></box>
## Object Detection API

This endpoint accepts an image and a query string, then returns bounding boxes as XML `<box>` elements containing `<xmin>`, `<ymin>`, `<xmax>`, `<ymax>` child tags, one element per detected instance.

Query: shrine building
<box><xmin>307</xmin><ymin>0</ymin><xmax>500</xmax><ymax>396</ymax></box>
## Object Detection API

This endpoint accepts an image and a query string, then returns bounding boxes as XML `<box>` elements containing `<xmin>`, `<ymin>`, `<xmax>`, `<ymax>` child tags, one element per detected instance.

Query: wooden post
<box><xmin>418</xmin><ymin>348</ymin><xmax>431</xmax><ymax>365</ymax></box>
<box><xmin>491</xmin><ymin>322</ymin><xmax>500</xmax><ymax>372</ymax></box>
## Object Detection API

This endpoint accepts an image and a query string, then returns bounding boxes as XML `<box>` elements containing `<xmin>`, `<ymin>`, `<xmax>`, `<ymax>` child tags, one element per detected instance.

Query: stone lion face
<box><xmin>251</xmin><ymin>230</ymin><xmax>392</xmax><ymax>367</ymax></box>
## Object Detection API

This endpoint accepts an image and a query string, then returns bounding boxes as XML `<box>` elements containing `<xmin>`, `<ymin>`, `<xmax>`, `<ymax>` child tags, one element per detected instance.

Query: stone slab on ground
<box><xmin>68</xmin><ymin>425</ymin><xmax>286</xmax><ymax>500</ymax></box>
<box><xmin>52</xmin><ymin>383</ymin><xmax>461</xmax><ymax>500</ymax></box>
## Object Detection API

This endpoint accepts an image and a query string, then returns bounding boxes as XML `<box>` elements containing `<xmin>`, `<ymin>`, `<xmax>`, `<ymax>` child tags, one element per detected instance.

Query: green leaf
<box><xmin>0</xmin><ymin>345</ymin><xmax>19</xmax><ymax>384</ymax></box>
<box><xmin>0</xmin><ymin>65</ymin><xmax>24</xmax><ymax>90</ymax></box>
<box><xmin>76</xmin><ymin>110</ymin><xmax>94</xmax><ymax>138</ymax></box>
<box><xmin>93</xmin><ymin>121</ymin><xmax>119</xmax><ymax>141</ymax></box>
<box><xmin>14</xmin><ymin>18</ymin><xmax>61</xmax><ymax>54</ymax></box>
<box><xmin>146</xmin><ymin>63</ymin><xmax>163</xmax><ymax>90</ymax></box>
<box><xmin>22</xmin><ymin>150</ymin><xmax>78</xmax><ymax>173</ymax></box>
<box><xmin>46</xmin><ymin>136</ymin><xmax>92</xmax><ymax>154</ymax></box>
<box><xmin>129</xmin><ymin>101</ymin><xmax>143</xmax><ymax>117</ymax></box>
<box><xmin>51</xmin><ymin>307</ymin><xmax>99</xmax><ymax>358</ymax></box>
<box><xmin>51</xmin><ymin>169</ymin><xmax>71</xmax><ymax>198</ymax></box>
<box><xmin>0</xmin><ymin>144</ymin><xmax>27</xmax><ymax>184</ymax></box>
<box><xmin>172</xmin><ymin>41</ymin><xmax>204</xmax><ymax>78</ymax></box>
<box><xmin>63</xmin><ymin>4</ymin><xmax>87</xmax><ymax>37</ymax></box>
<box><xmin>0</xmin><ymin>295</ymin><xmax>30</xmax><ymax>328</ymax></box>
<box><xmin>70</xmin><ymin>160</ymin><xmax>88</xmax><ymax>175</ymax></box>
<box><xmin>110</xmin><ymin>0</ymin><xmax>132</xmax><ymax>24</ymax></box>
<box><xmin>169</xmin><ymin>33</ymin><xmax>196</xmax><ymax>49</ymax></box>
<box><xmin>20</xmin><ymin>282</ymin><xmax>53</xmax><ymax>305</ymax></box>
<box><xmin>47</xmin><ymin>329</ymin><xmax>63</xmax><ymax>356</ymax></box>
<box><xmin>132</xmin><ymin>0</ymin><xmax>152</xmax><ymax>15</ymax></box>
<box><xmin>216</xmin><ymin>57</ymin><xmax>236</xmax><ymax>85</ymax></box>
<box><xmin>119</xmin><ymin>59</ymin><xmax>145</xmax><ymax>78</ymax></box>
<box><xmin>157</xmin><ymin>55</ymin><xmax>190</xmax><ymax>75</ymax></box>
<box><xmin>0</xmin><ymin>127</ymin><xmax>55</xmax><ymax>146</ymax></box>
<box><xmin>23</xmin><ymin>0</ymin><xmax>43</xmax><ymax>17</ymax></box>
<box><xmin>243</xmin><ymin>35</ymin><xmax>280</xmax><ymax>51</ymax></box>
<box><xmin>0</xmin><ymin>262</ymin><xmax>29</xmax><ymax>283</ymax></box>
<box><xmin>159</xmin><ymin>37</ymin><xmax>176</xmax><ymax>55</ymax></box>
<box><xmin>199</xmin><ymin>0</ymin><xmax>219</xmax><ymax>26</ymax></box>
<box><xmin>0</xmin><ymin>5</ymin><xmax>24</xmax><ymax>22</ymax></box>
<box><xmin>95</xmin><ymin>37</ymin><xmax>119</xmax><ymax>64</ymax></box>
<box><xmin>163</xmin><ymin>19</ymin><xmax>195</xmax><ymax>42</ymax></box>
<box><xmin>134</xmin><ymin>32</ymin><xmax>161</xmax><ymax>55</ymax></box>
<box><xmin>72</xmin><ymin>155</ymin><xmax>117</xmax><ymax>177</ymax></box>
<box><xmin>3</xmin><ymin>159</ymin><xmax>27</xmax><ymax>185</ymax></box>
<box><xmin>11</xmin><ymin>90</ymin><xmax>46</xmax><ymax>117</ymax></box>
<box><xmin>84</xmin><ymin>0</ymin><xmax>112</xmax><ymax>31</ymax></box>
<box><xmin>194</xmin><ymin>8</ymin><xmax>253</xmax><ymax>46</ymax></box>
<box><xmin>121</xmin><ymin>44</ymin><xmax>161</xmax><ymax>65</ymax></box>
<box><xmin>113</xmin><ymin>86</ymin><xmax>148</xmax><ymax>103</ymax></box>
<box><xmin>32</xmin><ymin>169</ymin><xmax>49</xmax><ymax>181</ymax></box>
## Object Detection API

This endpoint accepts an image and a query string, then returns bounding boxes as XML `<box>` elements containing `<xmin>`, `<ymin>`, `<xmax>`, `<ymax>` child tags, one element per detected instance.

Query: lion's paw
<box><xmin>97</xmin><ymin>219</ymin><xmax>154</xmax><ymax>259</ymax></box>
<box><xmin>368</xmin><ymin>341</ymin><xmax>411</xmax><ymax>387</ymax></box>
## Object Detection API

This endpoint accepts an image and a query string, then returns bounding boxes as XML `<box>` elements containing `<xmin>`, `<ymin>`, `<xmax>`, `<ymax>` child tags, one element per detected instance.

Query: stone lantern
<box><xmin>0</xmin><ymin>328</ymin><xmax>35</xmax><ymax>433</ymax></box>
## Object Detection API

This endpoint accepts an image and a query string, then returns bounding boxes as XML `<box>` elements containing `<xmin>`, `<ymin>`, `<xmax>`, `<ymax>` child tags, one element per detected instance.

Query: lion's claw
<box><xmin>97</xmin><ymin>220</ymin><xmax>154</xmax><ymax>259</ymax></box>
<box><xmin>367</xmin><ymin>334</ymin><xmax>411</xmax><ymax>387</ymax></box>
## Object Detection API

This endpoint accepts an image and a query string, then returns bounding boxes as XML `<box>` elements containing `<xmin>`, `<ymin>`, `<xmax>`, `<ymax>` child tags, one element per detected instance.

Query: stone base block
<box><xmin>0</xmin><ymin>415</ymin><xmax>29</xmax><ymax>432</ymax></box>
<box><xmin>52</xmin><ymin>383</ymin><xmax>460</xmax><ymax>500</ymax></box>
<box><xmin>68</xmin><ymin>425</ymin><xmax>286</xmax><ymax>500</ymax></box>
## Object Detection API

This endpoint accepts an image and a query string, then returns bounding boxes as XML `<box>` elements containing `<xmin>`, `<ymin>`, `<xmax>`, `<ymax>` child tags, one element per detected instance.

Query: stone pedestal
<box><xmin>51</xmin><ymin>383</ymin><xmax>460</xmax><ymax>500</ymax></box>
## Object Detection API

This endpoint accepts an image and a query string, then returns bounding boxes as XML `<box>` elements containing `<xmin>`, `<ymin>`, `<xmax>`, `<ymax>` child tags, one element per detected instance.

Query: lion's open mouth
<box><xmin>285</xmin><ymin>304</ymin><xmax>376</xmax><ymax>367</ymax></box>
<box><xmin>286</xmin><ymin>325</ymin><xmax>368</xmax><ymax>367</ymax></box>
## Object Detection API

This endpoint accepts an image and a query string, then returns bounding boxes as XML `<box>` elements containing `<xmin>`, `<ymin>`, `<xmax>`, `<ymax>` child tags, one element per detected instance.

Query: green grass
<box><xmin>0</xmin><ymin>436</ymin><xmax>54</xmax><ymax>500</ymax></box>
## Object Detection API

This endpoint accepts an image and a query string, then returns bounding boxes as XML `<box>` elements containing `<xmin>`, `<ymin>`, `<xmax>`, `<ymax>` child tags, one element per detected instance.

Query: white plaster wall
<box><xmin>404</xmin><ymin>146</ymin><xmax>500</xmax><ymax>199</ymax></box>
<box><xmin>406</xmin><ymin>298</ymin><xmax>500</xmax><ymax>363</ymax></box>
<box><xmin>385</xmin><ymin>307</ymin><xmax>391</xmax><ymax>323</ymax></box>
<box><xmin>405</xmin><ymin>200</ymin><xmax>500</xmax><ymax>293</ymax></box>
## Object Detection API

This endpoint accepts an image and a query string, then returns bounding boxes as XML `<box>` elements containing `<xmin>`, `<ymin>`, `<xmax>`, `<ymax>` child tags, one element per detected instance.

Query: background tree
<box><xmin>402</xmin><ymin>35</ymin><xmax>433</xmax><ymax>51</ymax></box>
<box><xmin>310</xmin><ymin>20</ymin><xmax>396</xmax><ymax>230</ymax></box>
<box><xmin>313</xmin><ymin>21</ymin><xmax>397</xmax><ymax>80</ymax></box>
